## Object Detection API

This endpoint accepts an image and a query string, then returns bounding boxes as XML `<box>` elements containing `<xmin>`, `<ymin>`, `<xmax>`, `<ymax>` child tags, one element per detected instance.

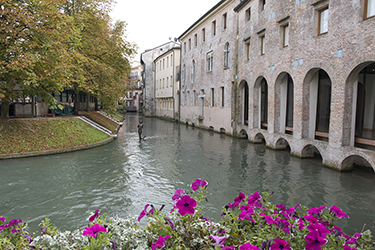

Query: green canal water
<box><xmin>0</xmin><ymin>113</ymin><xmax>374</xmax><ymax>235</ymax></box>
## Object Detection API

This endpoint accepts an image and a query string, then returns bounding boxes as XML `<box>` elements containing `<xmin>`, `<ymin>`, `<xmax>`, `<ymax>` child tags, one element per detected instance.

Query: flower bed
<box><xmin>1</xmin><ymin>179</ymin><xmax>374</xmax><ymax>249</ymax></box>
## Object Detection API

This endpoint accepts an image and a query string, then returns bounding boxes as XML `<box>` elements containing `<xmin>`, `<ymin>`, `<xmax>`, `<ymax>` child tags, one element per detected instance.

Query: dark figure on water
<box><xmin>138</xmin><ymin>120</ymin><xmax>144</xmax><ymax>140</ymax></box>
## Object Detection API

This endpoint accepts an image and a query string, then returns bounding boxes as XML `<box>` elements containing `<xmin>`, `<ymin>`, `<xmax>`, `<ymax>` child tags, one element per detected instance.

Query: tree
<box><xmin>0</xmin><ymin>0</ymin><xmax>76</xmax><ymax>119</ymax></box>
<box><xmin>61</xmin><ymin>0</ymin><xmax>137</xmax><ymax>112</ymax></box>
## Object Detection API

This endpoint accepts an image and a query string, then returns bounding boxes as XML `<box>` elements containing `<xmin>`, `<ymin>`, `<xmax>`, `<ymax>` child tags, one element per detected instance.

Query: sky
<box><xmin>110</xmin><ymin>0</ymin><xmax>220</xmax><ymax>61</ymax></box>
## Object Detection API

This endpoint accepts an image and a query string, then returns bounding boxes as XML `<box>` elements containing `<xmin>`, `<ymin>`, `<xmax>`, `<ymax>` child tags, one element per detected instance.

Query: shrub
<box><xmin>1</xmin><ymin>178</ymin><xmax>374</xmax><ymax>249</ymax></box>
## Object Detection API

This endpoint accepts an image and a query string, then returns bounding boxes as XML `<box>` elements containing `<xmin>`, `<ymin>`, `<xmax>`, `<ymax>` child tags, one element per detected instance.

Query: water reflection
<box><xmin>0</xmin><ymin>113</ymin><xmax>374</xmax><ymax>236</ymax></box>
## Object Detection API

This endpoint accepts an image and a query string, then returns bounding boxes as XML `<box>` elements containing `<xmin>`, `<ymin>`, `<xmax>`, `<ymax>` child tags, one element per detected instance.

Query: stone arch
<box><xmin>238</xmin><ymin>80</ymin><xmax>249</xmax><ymax>126</ymax></box>
<box><xmin>253</xmin><ymin>132</ymin><xmax>266</xmax><ymax>144</ymax></box>
<box><xmin>253</xmin><ymin>76</ymin><xmax>268</xmax><ymax>130</ymax></box>
<box><xmin>220</xmin><ymin>127</ymin><xmax>226</xmax><ymax>134</ymax></box>
<box><xmin>341</xmin><ymin>155</ymin><xmax>374</xmax><ymax>172</ymax></box>
<box><xmin>209</xmin><ymin>126</ymin><xmax>214</xmax><ymax>131</ymax></box>
<box><xmin>275</xmin><ymin>137</ymin><xmax>291</xmax><ymax>151</ymax></box>
<box><xmin>274</xmin><ymin>72</ymin><xmax>294</xmax><ymax>135</ymax></box>
<box><xmin>301</xmin><ymin>144</ymin><xmax>322</xmax><ymax>160</ymax></box>
<box><xmin>239</xmin><ymin>129</ymin><xmax>248</xmax><ymax>139</ymax></box>
<box><xmin>302</xmin><ymin>68</ymin><xmax>332</xmax><ymax>141</ymax></box>
<box><xmin>343</xmin><ymin>61</ymin><xmax>375</xmax><ymax>148</ymax></box>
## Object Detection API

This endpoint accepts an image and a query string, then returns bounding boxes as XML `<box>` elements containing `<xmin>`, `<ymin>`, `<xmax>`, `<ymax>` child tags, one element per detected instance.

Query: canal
<box><xmin>0</xmin><ymin>113</ymin><xmax>374</xmax><ymax>235</ymax></box>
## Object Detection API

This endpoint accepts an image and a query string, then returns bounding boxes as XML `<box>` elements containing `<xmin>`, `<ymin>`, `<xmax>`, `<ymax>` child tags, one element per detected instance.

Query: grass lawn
<box><xmin>0</xmin><ymin>118</ymin><xmax>109</xmax><ymax>154</ymax></box>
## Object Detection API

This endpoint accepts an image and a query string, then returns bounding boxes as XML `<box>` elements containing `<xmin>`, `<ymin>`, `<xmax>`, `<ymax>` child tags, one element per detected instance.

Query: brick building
<box><xmin>178</xmin><ymin>0</ymin><xmax>375</xmax><ymax>171</ymax></box>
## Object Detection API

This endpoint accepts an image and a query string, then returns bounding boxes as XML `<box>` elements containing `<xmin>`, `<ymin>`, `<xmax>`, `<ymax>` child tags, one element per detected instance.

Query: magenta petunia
<box><xmin>176</xmin><ymin>195</ymin><xmax>197</xmax><ymax>216</ymax></box>
<box><xmin>0</xmin><ymin>217</ymin><xmax>5</xmax><ymax>222</ymax></box>
<box><xmin>234</xmin><ymin>192</ymin><xmax>246</xmax><ymax>203</ymax></box>
<box><xmin>172</xmin><ymin>189</ymin><xmax>184</xmax><ymax>201</ymax></box>
<box><xmin>89</xmin><ymin>210</ymin><xmax>99</xmax><ymax>222</ymax></box>
<box><xmin>239</xmin><ymin>242</ymin><xmax>262</xmax><ymax>250</ymax></box>
<box><xmin>82</xmin><ymin>224</ymin><xmax>107</xmax><ymax>238</ymax></box>
<box><xmin>248</xmin><ymin>191</ymin><xmax>262</xmax><ymax>206</ymax></box>
<box><xmin>307</xmin><ymin>223</ymin><xmax>330</xmax><ymax>238</ymax></box>
<box><xmin>329</xmin><ymin>205</ymin><xmax>349</xmax><ymax>219</ymax></box>
<box><xmin>307</xmin><ymin>206</ymin><xmax>326</xmax><ymax>215</ymax></box>
<box><xmin>151</xmin><ymin>235</ymin><xmax>171</xmax><ymax>250</ymax></box>
<box><xmin>138</xmin><ymin>204</ymin><xmax>153</xmax><ymax>222</ymax></box>
<box><xmin>210</xmin><ymin>235</ymin><xmax>227</xmax><ymax>247</ymax></box>
<box><xmin>270</xmin><ymin>238</ymin><xmax>292</xmax><ymax>250</ymax></box>
<box><xmin>239</xmin><ymin>205</ymin><xmax>254</xmax><ymax>220</ymax></box>
<box><xmin>191</xmin><ymin>178</ymin><xmax>208</xmax><ymax>191</ymax></box>
<box><xmin>305</xmin><ymin>229</ymin><xmax>328</xmax><ymax>250</ymax></box>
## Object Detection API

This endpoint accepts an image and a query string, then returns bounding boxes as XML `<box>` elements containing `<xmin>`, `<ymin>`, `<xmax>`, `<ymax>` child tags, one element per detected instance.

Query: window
<box><xmin>189</xmin><ymin>39</ymin><xmax>191</xmax><ymax>50</ymax></box>
<box><xmin>170</xmin><ymin>76</ymin><xmax>173</xmax><ymax>87</ymax></box>
<box><xmin>365</xmin><ymin>0</ymin><xmax>375</xmax><ymax>19</ymax></box>
<box><xmin>193</xmin><ymin>90</ymin><xmax>196</xmax><ymax>106</ymax></box>
<box><xmin>187</xmin><ymin>91</ymin><xmax>190</xmax><ymax>106</ymax></box>
<box><xmin>207</xmin><ymin>52</ymin><xmax>213</xmax><ymax>72</ymax></box>
<box><xmin>318</xmin><ymin>7</ymin><xmax>329</xmax><ymax>35</ymax></box>
<box><xmin>163</xmin><ymin>59</ymin><xmax>165</xmax><ymax>69</ymax></box>
<box><xmin>246</xmin><ymin>7</ymin><xmax>251</xmax><ymax>21</ymax></box>
<box><xmin>212</xmin><ymin>20</ymin><xmax>216</xmax><ymax>36</ymax></box>
<box><xmin>163</xmin><ymin>78</ymin><xmax>165</xmax><ymax>88</ymax></box>
<box><xmin>184</xmin><ymin>42</ymin><xmax>186</xmax><ymax>54</ymax></box>
<box><xmin>211</xmin><ymin>88</ymin><xmax>215</xmax><ymax>107</ymax></box>
<box><xmin>194</xmin><ymin>34</ymin><xmax>197</xmax><ymax>47</ymax></box>
<box><xmin>246</xmin><ymin>41</ymin><xmax>250</xmax><ymax>60</ymax></box>
<box><xmin>260</xmin><ymin>0</ymin><xmax>266</xmax><ymax>11</ymax></box>
<box><xmin>166</xmin><ymin>77</ymin><xmax>169</xmax><ymax>88</ymax></box>
<box><xmin>223</xmin><ymin>13</ymin><xmax>227</xmax><ymax>29</ymax></box>
<box><xmin>261</xmin><ymin>35</ymin><xmax>265</xmax><ymax>55</ymax></box>
<box><xmin>182</xmin><ymin>64</ymin><xmax>186</xmax><ymax>85</ymax></box>
<box><xmin>202</xmin><ymin>28</ymin><xmax>206</xmax><ymax>42</ymax></box>
<box><xmin>283</xmin><ymin>24</ymin><xmax>289</xmax><ymax>47</ymax></box>
<box><xmin>224</xmin><ymin>43</ymin><xmax>230</xmax><ymax>68</ymax></box>
<box><xmin>191</xmin><ymin>60</ymin><xmax>195</xmax><ymax>83</ymax></box>
<box><xmin>220</xmin><ymin>87</ymin><xmax>224</xmax><ymax>107</ymax></box>
<box><xmin>167</xmin><ymin>56</ymin><xmax>169</xmax><ymax>68</ymax></box>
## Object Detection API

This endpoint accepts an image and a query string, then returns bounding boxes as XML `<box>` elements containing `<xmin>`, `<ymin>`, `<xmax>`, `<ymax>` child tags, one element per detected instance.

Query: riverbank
<box><xmin>0</xmin><ymin>112</ymin><xmax>121</xmax><ymax>159</ymax></box>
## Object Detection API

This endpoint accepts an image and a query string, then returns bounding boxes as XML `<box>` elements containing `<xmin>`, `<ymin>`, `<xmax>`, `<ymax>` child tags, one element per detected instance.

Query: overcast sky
<box><xmin>110</xmin><ymin>0</ymin><xmax>220</xmax><ymax>61</ymax></box>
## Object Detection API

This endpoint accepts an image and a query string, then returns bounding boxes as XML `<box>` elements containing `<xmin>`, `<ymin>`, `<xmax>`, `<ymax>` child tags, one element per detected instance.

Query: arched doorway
<box><xmin>355</xmin><ymin>63</ymin><xmax>375</xmax><ymax>148</ymax></box>
<box><xmin>302</xmin><ymin>69</ymin><xmax>332</xmax><ymax>141</ymax></box>
<box><xmin>275</xmin><ymin>73</ymin><xmax>294</xmax><ymax>134</ymax></box>
<box><xmin>238</xmin><ymin>80</ymin><xmax>249</xmax><ymax>125</ymax></box>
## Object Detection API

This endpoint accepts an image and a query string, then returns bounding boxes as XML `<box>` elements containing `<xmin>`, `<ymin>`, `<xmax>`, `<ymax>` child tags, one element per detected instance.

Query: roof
<box><xmin>234</xmin><ymin>0</ymin><xmax>251</xmax><ymax>12</ymax></box>
<box><xmin>154</xmin><ymin>47</ymin><xmax>181</xmax><ymax>63</ymax></box>
<box><xmin>178</xmin><ymin>0</ymin><xmax>227</xmax><ymax>40</ymax></box>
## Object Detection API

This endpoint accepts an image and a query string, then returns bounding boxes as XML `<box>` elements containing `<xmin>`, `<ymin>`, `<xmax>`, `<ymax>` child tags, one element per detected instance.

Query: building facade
<box><xmin>124</xmin><ymin>61</ymin><xmax>143</xmax><ymax>112</ymax></box>
<box><xmin>154</xmin><ymin>47</ymin><xmax>181</xmax><ymax>119</ymax></box>
<box><xmin>140</xmin><ymin>41</ymin><xmax>180</xmax><ymax>117</ymax></box>
<box><xmin>178</xmin><ymin>0</ymin><xmax>375</xmax><ymax>171</ymax></box>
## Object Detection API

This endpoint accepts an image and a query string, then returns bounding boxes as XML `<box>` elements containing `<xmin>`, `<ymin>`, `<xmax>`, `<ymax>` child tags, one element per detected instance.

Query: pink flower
<box><xmin>305</xmin><ymin>230</ymin><xmax>327</xmax><ymax>250</ymax></box>
<box><xmin>329</xmin><ymin>205</ymin><xmax>349</xmax><ymax>219</ymax></box>
<box><xmin>0</xmin><ymin>217</ymin><xmax>5</xmax><ymax>222</ymax></box>
<box><xmin>151</xmin><ymin>235</ymin><xmax>171</xmax><ymax>250</ymax></box>
<box><xmin>89</xmin><ymin>210</ymin><xmax>99</xmax><ymax>222</ymax></box>
<box><xmin>307</xmin><ymin>206</ymin><xmax>326</xmax><ymax>215</ymax></box>
<box><xmin>176</xmin><ymin>195</ymin><xmax>197</xmax><ymax>216</ymax></box>
<box><xmin>234</xmin><ymin>192</ymin><xmax>246</xmax><ymax>203</ymax></box>
<box><xmin>191</xmin><ymin>178</ymin><xmax>207</xmax><ymax>191</ymax></box>
<box><xmin>307</xmin><ymin>223</ymin><xmax>330</xmax><ymax>238</ymax></box>
<box><xmin>138</xmin><ymin>204</ymin><xmax>153</xmax><ymax>222</ymax></box>
<box><xmin>172</xmin><ymin>189</ymin><xmax>184</xmax><ymax>201</ymax></box>
<box><xmin>239</xmin><ymin>242</ymin><xmax>261</xmax><ymax>250</ymax></box>
<box><xmin>210</xmin><ymin>235</ymin><xmax>227</xmax><ymax>247</ymax></box>
<box><xmin>248</xmin><ymin>191</ymin><xmax>262</xmax><ymax>207</ymax></box>
<box><xmin>270</xmin><ymin>238</ymin><xmax>292</xmax><ymax>250</ymax></box>
<box><xmin>239</xmin><ymin>205</ymin><xmax>254</xmax><ymax>220</ymax></box>
<box><xmin>82</xmin><ymin>224</ymin><xmax>107</xmax><ymax>238</ymax></box>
